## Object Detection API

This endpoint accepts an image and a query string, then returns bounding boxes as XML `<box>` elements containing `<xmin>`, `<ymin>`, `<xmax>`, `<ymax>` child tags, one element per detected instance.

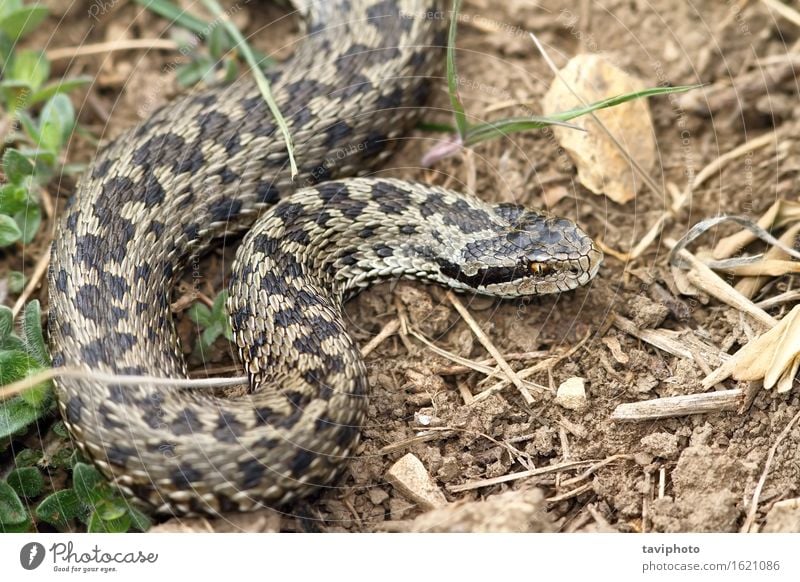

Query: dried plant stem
<box><xmin>12</xmin><ymin>249</ymin><xmax>50</xmax><ymax>318</ymax></box>
<box><xmin>445</xmin><ymin>291</ymin><xmax>533</xmax><ymax>404</ymax></box>
<box><xmin>0</xmin><ymin>367</ymin><xmax>248</xmax><ymax>401</ymax></box>
<box><xmin>611</xmin><ymin>389</ymin><xmax>743</xmax><ymax>421</ymax></box>
<box><xmin>46</xmin><ymin>39</ymin><xmax>179</xmax><ymax>61</ymax></box>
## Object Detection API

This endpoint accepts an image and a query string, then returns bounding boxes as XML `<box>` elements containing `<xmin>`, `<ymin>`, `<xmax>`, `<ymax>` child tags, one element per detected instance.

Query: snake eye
<box><xmin>529</xmin><ymin>262</ymin><xmax>555</xmax><ymax>276</ymax></box>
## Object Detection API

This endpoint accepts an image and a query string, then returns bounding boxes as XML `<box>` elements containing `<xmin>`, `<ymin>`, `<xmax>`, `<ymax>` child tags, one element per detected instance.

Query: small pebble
<box><xmin>556</xmin><ymin>377</ymin><xmax>587</xmax><ymax>411</ymax></box>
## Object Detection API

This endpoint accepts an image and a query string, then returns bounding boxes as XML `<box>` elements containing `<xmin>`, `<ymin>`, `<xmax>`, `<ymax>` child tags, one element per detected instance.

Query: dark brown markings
<box><xmin>273</xmin><ymin>201</ymin><xmax>305</xmax><ymax>223</ymax></box>
<box><xmin>171</xmin><ymin>464</ymin><xmax>202</xmax><ymax>489</ymax></box>
<box><xmin>340</xmin><ymin>199</ymin><xmax>368</xmax><ymax>220</ymax></box>
<box><xmin>372</xmin><ymin>243</ymin><xmax>394</xmax><ymax>258</ymax></box>
<box><xmin>66</xmin><ymin>395</ymin><xmax>85</xmax><ymax>424</ymax></box>
<box><xmin>237</xmin><ymin>458</ymin><xmax>266</xmax><ymax>489</ymax></box>
<box><xmin>91</xmin><ymin>158</ymin><xmax>112</xmax><ymax>179</ymax></box>
<box><xmin>323</xmin><ymin>120</ymin><xmax>354</xmax><ymax>149</ymax></box>
<box><xmin>208</xmin><ymin>197</ymin><xmax>243</xmax><ymax>222</ymax></box>
<box><xmin>143</xmin><ymin>174</ymin><xmax>166</xmax><ymax>207</ymax></box>
<box><xmin>290</xmin><ymin>449</ymin><xmax>316</xmax><ymax>476</ymax></box>
<box><xmin>105</xmin><ymin>443</ymin><xmax>137</xmax><ymax>466</ymax></box>
<box><xmin>316</xmin><ymin>181</ymin><xmax>349</xmax><ymax>204</ymax></box>
<box><xmin>255</xmin><ymin>182</ymin><xmax>280</xmax><ymax>204</ymax></box>
<box><xmin>147</xmin><ymin>221</ymin><xmax>165</xmax><ymax>238</ymax></box>
<box><xmin>54</xmin><ymin>268</ymin><xmax>68</xmax><ymax>292</ymax></box>
<box><xmin>132</xmin><ymin>133</ymin><xmax>186</xmax><ymax>170</ymax></box>
<box><xmin>213</xmin><ymin>411</ymin><xmax>246</xmax><ymax>443</ymax></box>
<box><xmin>375</xmin><ymin>86</ymin><xmax>404</xmax><ymax>111</ymax></box>
<box><xmin>98</xmin><ymin>403</ymin><xmax>125</xmax><ymax>430</ymax></box>
<box><xmin>79</xmin><ymin>333</ymin><xmax>137</xmax><ymax>367</ymax></box>
<box><xmin>170</xmin><ymin>408</ymin><xmax>203</xmax><ymax>436</ymax></box>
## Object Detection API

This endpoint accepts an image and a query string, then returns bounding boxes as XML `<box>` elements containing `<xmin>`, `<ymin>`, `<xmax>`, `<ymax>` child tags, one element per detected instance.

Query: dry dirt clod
<box><xmin>542</xmin><ymin>53</ymin><xmax>656</xmax><ymax>204</ymax></box>
<box><xmin>385</xmin><ymin>453</ymin><xmax>448</xmax><ymax>511</ymax></box>
<box><xmin>556</xmin><ymin>376</ymin><xmax>588</xmax><ymax>411</ymax></box>
<box><xmin>763</xmin><ymin>498</ymin><xmax>800</xmax><ymax>533</ymax></box>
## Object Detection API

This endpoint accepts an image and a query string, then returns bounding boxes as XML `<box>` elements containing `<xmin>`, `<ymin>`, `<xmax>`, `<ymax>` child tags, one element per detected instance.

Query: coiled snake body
<box><xmin>48</xmin><ymin>0</ymin><xmax>602</xmax><ymax>515</ymax></box>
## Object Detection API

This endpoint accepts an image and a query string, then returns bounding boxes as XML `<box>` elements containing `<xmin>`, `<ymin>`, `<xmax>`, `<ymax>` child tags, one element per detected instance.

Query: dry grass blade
<box><xmin>702</xmin><ymin>305</ymin><xmax>800</xmax><ymax>394</ymax></box>
<box><xmin>445</xmin><ymin>291</ymin><xmax>534</xmax><ymax>404</ymax></box>
<box><xmin>666</xmin><ymin>237</ymin><xmax>776</xmax><ymax>328</ymax></box>
<box><xmin>713</xmin><ymin>200</ymin><xmax>800</xmax><ymax>259</ymax></box>
<box><xmin>0</xmin><ymin>367</ymin><xmax>248</xmax><ymax>401</ymax></box>
<box><xmin>407</xmin><ymin>328</ymin><xmax>548</xmax><ymax>395</ymax></box>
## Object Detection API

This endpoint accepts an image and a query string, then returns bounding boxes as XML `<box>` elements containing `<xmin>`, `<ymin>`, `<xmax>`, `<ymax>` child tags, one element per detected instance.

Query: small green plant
<box><xmin>0</xmin><ymin>301</ymin><xmax>53</xmax><ymax>440</ymax></box>
<box><xmin>188</xmin><ymin>291</ymin><xmax>233</xmax><ymax>355</ymax></box>
<box><xmin>175</xmin><ymin>25</ymin><xmax>239</xmax><ymax>88</ymax></box>
<box><xmin>0</xmin><ymin>2</ymin><xmax>89</xmax><ymax>246</ymax></box>
<box><xmin>0</xmin><ymin>452</ymin><xmax>152</xmax><ymax>532</ymax></box>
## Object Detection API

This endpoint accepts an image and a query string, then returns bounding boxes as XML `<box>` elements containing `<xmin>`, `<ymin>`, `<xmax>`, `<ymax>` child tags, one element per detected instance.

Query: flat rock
<box><xmin>385</xmin><ymin>453</ymin><xmax>447</xmax><ymax>511</ymax></box>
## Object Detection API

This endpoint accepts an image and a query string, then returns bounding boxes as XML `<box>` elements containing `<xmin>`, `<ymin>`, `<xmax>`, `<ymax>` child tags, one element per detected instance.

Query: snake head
<box><xmin>511</xmin><ymin>211</ymin><xmax>603</xmax><ymax>296</ymax></box>
<box><xmin>437</xmin><ymin>207</ymin><xmax>602</xmax><ymax>297</ymax></box>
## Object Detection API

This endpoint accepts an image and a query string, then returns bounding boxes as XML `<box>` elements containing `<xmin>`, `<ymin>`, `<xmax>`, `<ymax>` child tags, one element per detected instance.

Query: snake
<box><xmin>47</xmin><ymin>0</ymin><xmax>603</xmax><ymax>516</ymax></box>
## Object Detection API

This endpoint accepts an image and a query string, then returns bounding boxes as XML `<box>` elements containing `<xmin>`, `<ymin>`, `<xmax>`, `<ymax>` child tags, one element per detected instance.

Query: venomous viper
<box><xmin>48</xmin><ymin>0</ymin><xmax>602</xmax><ymax>515</ymax></box>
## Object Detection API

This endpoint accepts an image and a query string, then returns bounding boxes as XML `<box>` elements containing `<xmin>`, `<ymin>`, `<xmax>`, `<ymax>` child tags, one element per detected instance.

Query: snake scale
<box><xmin>48</xmin><ymin>0</ymin><xmax>602</xmax><ymax>515</ymax></box>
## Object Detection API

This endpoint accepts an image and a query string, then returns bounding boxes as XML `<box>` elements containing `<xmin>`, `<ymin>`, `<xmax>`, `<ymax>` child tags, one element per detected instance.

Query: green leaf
<box><xmin>0</xmin><ymin>6</ymin><xmax>49</xmax><ymax>41</ymax></box>
<box><xmin>187</xmin><ymin>302</ymin><xmax>212</xmax><ymax>326</ymax></box>
<box><xmin>38</xmin><ymin>93</ymin><xmax>75</xmax><ymax>152</ymax></box>
<box><xmin>18</xmin><ymin>111</ymin><xmax>40</xmax><ymax>143</ymax></box>
<box><xmin>52</xmin><ymin>420</ymin><xmax>69</xmax><ymax>438</ymax></box>
<box><xmin>87</xmin><ymin>509</ymin><xmax>131</xmax><ymax>533</ymax></box>
<box><xmin>2</xmin><ymin>148</ymin><xmax>35</xmax><ymax>182</ymax></box>
<box><xmin>7</xmin><ymin>270</ymin><xmax>25</xmax><ymax>293</ymax></box>
<box><xmin>200</xmin><ymin>322</ymin><xmax>222</xmax><ymax>348</ymax></box>
<box><xmin>14</xmin><ymin>447</ymin><xmax>41</xmax><ymax>467</ymax></box>
<box><xmin>208</xmin><ymin>24</ymin><xmax>228</xmax><ymax>59</ymax></box>
<box><xmin>211</xmin><ymin>290</ymin><xmax>228</xmax><ymax>316</ymax></box>
<box><xmin>176</xmin><ymin>58</ymin><xmax>214</xmax><ymax>88</ymax></box>
<box><xmin>22</xmin><ymin>300</ymin><xmax>50</xmax><ymax>367</ymax></box>
<box><xmin>7</xmin><ymin>466</ymin><xmax>44</xmax><ymax>498</ymax></box>
<box><xmin>49</xmin><ymin>446</ymin><xmax>74</xmax><ymax>469</ymax></box>
<box><xmin>36</xmin><ymin>489</ymin><xmax>84</xmax><ymax>529</ymax></box>
<box><xmin>0</xmin><ymin>480</ymin><xmax>27</xmax><ymax>527</ymax></box>
<box><xmin>0</xmin><ymin>306</ymin><xmax>13</xmax><ymax>340</ymax></box>
<box><xmin>96</xmin><ymin>498</ymin><xmax>128</xmax><ymax>521</ymax></box>
<box><xmin>29</xmin><ymin>76</ymin><xmax>92</xmax><ymax>105</ymax></box>
<box><xmin>0</xmin><ymin>213</ymin><xmax>22</xmax><ymax>246</ymax></box>
<box><xmin>0</xmin><ymin>396</ymin><xmax>51</xmax><ymax>438</ymax></box>
<box><xmin>18</xmin><ymin>379</ymin><xmax>51</xmax><ymax>409</ymax></box>
<box><xmin>14</xmin><ymin>203</ymin><xmax>41</xmax><ymax>244</ymax></box>
<box><xmin>0</xmin><ymin>349</ymin><xmax>40</xmax><ymax>385</ymax></box>
<box><xmin>0</xmin><ymin>183</ymin><xmax>29</xmax><ymax>214</ymax></box>
<box><xmin>10</xmin><ymin>49</ymin><xmax>49</xmax><ymax>90</ymax></box>
<box><xmin>72</xmin><ymin>462</ymin><xmax>105</xmax><ymax>505</ymax></box>
<box><xmin>127</xmin><ymin>506</ymin><xmax>152</xmax><ymax>532</ymax></box>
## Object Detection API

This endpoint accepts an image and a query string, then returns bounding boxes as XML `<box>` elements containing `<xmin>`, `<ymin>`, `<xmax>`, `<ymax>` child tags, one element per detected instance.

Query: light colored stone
<box><xmin>556</xmin><ymin>376</ymin><xmax>587</xmax><ymax>411</ymax></box>
<box><xmin>385</xmin><ymin>453</ymin><xmax>447</xmax><ymax>510</ymax></box>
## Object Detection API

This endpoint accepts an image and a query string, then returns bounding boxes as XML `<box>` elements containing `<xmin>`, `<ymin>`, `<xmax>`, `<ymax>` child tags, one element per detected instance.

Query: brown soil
<box><xmin>12</xmin><ymin>0</ymin><xmax>800</xmax><ymax>532</ymax></box>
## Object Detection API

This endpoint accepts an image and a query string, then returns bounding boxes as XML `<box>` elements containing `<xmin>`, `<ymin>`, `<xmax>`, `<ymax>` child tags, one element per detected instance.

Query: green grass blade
<box><xmin>464</xmin><ymin>84</ymin><xmax>701</xmax><ymax>147</ymax></box>
<box><xmin>446</xmin><ymin>0</ymin><xmax>468</xmax><ymax>139</ymax></box>
<box><xmin>199</xmin><ymin>0</ymin><xmax>297</xmax><ymax>178</ymax></box>
<box><xmin>134</xmin><ymin>0</ymin><xmax>211</xmax><ymax>37</ymax></box>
